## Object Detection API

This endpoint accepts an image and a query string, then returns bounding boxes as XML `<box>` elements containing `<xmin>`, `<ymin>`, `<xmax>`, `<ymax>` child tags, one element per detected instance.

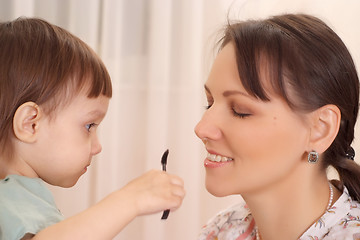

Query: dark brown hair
<box><xmin>0</xmin><ymin>17</ymin><xmax>112</xmax><ymax>157</ymax></box>
<box><xmin>219</xmin><ymin>14</ymin><xmax>360</xmax><ymax>201</ymax></box>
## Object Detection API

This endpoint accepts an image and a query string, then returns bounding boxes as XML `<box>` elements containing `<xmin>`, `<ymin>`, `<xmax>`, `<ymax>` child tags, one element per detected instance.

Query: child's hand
<box><xmin>121</xmin><ymin>170</ymin><xmax>185</xmax><ymax>216</ymax></box>
<box><xmin>31</xmin><ymin>170</ymin><xmax>185</xmax><ymax>239</ymax></box>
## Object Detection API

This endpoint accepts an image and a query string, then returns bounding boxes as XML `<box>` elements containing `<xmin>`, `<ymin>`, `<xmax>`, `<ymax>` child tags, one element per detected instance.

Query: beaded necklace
<box><xmin>255</xmin><ymin>182</ymin><xmax>334</xmax><ymax>240</ymax></box>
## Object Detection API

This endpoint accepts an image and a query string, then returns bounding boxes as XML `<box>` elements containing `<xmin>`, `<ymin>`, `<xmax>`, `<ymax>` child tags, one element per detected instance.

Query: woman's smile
<box><xmin>204</xmin><ymin>150</ymin><xmax>234</xmax><ymax>168</ymax></box>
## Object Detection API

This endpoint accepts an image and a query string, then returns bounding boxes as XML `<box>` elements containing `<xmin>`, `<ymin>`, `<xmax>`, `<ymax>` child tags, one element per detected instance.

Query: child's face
<box><xmin>195</xmin><ymin>43</ymin><xmax>311</xmax><ymax>197</ymax></box>
<box><xmin>28</xmin><ymin>91</ymin><xmax>110</xmax><ymax>187</ymax></box>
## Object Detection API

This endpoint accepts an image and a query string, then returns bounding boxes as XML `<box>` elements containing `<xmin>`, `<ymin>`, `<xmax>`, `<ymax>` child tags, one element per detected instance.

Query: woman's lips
<box><xmin>204</xmin><ymin>151</ymin><xmax>234</xmax><ymax>168</ymax></box>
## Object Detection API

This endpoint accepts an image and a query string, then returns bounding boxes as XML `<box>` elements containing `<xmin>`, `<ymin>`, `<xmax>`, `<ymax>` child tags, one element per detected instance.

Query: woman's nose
<box><xmin>194</xmin><ymin>110</ymin><xmax>222</xmax><ymax>142</ymax></box>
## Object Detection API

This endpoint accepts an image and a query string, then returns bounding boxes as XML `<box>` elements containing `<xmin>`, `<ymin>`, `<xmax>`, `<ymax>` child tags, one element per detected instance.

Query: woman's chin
<box><xmin>206</xmin><ymin>182</ymin><xmax>231</xmax><ymax>197</ymax></box>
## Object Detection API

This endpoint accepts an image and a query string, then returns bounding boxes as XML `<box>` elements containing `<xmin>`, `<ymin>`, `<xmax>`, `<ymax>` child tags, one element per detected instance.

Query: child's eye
<box><xmin>85</xmin><ymin>123</ymin><xmax>97</xmax><ymax>132</ymax></box>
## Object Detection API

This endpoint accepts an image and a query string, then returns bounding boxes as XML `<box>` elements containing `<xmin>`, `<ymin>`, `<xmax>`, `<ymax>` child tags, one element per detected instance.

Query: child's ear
<box><xmin>307</xmin><ymin>104</ymin><xmax>341</xmax><ymax>154</ymax></box>
<box><xmin>13</xmin><ymin>102</ymin><xmax>42</xmax><ymax>143</ymax></box>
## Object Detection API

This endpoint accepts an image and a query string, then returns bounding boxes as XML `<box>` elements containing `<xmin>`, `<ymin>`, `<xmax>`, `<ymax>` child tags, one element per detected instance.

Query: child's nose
<box><xmin>91</xmin><ymin>135</ymin><xmax>102</xmax><ymax>155</ymax></box>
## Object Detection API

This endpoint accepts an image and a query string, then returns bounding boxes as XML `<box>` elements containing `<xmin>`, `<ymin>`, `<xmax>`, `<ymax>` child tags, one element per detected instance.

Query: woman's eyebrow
<box><xmin>222</xmin><ymin>90</ymin><xmax>250</xmax><ymax>98</ymax></box>
<box><xmin>204</xmin><ymin>84</ymin><xmax>251</xmax><ymax>98</ymax></box>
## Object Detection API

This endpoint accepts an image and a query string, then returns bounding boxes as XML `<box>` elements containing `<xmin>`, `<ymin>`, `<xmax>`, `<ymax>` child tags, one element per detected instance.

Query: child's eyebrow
<box><xmin>86</xmin><ymin>110</ymin><xmax>106</xmax><ymax>119</ymax></box>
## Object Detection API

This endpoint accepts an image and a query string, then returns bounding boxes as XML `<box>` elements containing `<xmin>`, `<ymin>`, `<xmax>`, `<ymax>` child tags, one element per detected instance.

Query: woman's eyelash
<box><xmin>204</xmin><ymin>104</ymin><xmax>212</xmax><ymax>110</ymax></box>
<box><xmin>205</xmin><ymin>104</ymin><xmax>251</xmax><ymax>118</ymax></box>
<box><xmin>204</xmin><ymin>98</ymin><xmax>213</xmax><ymax>110</ymax></box>
<box><xmin>204</xmin><ymin>97</ymin><xmax>251</xmax><ymax>118</ymax></box>
<box><xmin>231</xmin><ymin>108</ymin><xmax>251</xmax><ymax>118</ymax></box>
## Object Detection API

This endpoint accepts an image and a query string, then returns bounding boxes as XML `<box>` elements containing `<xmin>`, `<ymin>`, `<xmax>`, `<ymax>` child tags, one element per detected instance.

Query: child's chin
<box><xmin>57</xmin><ymin>176</ymin><xmax>81</xmax><ymax>188</ymax></box>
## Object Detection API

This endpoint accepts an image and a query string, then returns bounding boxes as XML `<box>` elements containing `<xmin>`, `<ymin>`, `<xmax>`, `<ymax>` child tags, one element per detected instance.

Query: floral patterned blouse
<box><xmin>198</xmin><ymin>186</ymin><xmax>360</xmax><ymax>240</ymax></box>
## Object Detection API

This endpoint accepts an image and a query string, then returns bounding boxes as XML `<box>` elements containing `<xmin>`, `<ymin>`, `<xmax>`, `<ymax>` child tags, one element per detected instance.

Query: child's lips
<box><xmin>84</xmin><ymin>163</ymin><xmax>91</xmax><ymax>172</ymax></box>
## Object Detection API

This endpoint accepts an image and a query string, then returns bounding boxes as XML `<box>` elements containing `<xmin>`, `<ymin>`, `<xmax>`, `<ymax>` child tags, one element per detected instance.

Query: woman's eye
<box><xmin>204</xmin><ymin>104</ymin><xmax>212</xmax><ymax>110</ymax></box>
<box><xmin>85</xmin><ymin>123</ymin><xmax>97</xmax><ymax>131</ymax></box>
<box><xmin>232</xmin><ymin>109</ymin><xmax>251</xmax><ymax>118</ymax></box>
<box><xmin>231</xmin><ymin>103</ymin><xmax>252</xmax><ymax>118</ymax></box>
<box><xmin>204</xmin><ymin>99</ymin><xmax>214</xmax><ymax>110</ymax></box>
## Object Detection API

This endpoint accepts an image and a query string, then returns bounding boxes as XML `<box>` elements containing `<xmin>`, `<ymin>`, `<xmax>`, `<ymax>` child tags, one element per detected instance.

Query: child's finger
<box><xmin>167</xmin><ymin>174</ymin><xmax>184</xmax><ymax>186</ymax></box>
<box><xmin>171</xmin><ymin>185</ymin><xmax>186</xmax><ymax>198</ymax></box>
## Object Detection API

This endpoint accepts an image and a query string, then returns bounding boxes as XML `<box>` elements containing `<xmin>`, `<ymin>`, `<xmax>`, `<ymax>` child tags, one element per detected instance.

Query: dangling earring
<box><xmin>308</xmin><ymin>150</ymin><xmax>318</xmax><ymax>163</ymax></box>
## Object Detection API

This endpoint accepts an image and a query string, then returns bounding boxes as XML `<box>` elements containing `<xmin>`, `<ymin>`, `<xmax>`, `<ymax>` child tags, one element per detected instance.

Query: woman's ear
<box><xmin>308</xmin><ymin>104</ymin><xmax>341</xmax><ymax>154</ymax></box>
<box><xmin>13</xmin><ymin>102</ymin><xmax>42</xmax><ymax>143</ymax></box>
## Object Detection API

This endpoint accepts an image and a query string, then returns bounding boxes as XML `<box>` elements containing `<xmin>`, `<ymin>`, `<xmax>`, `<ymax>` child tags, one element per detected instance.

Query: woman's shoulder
<box><xmin>198</xmin><ymin>202</ymin><xmax>256</xmax><ymax>240</ymax></box>
<box><xmin>302</xmin><ymin>185</ymin><xmax>360</xmax><ymax>240</ymax></box>
<box><xmin>332</xmin><ymin>186</ymin><xmax>360</xmax><ymax>229</ymax></box>
<box><xmin>325</xmin><ymin>196</ymin><xmax>360</xmax><ymax>239</ymax></box>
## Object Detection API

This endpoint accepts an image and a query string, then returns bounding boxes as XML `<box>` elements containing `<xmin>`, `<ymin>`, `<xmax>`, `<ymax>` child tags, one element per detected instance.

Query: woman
<box><xmin>195</xmin><ymin>14</ymin><xmax>360</xmax><ymax>239</ymax></box>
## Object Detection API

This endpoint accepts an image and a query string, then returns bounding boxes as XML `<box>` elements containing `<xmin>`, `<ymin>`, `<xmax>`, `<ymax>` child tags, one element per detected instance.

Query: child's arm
<box><xmin>29</xmin><ymin>170</ymin><xmax>185</xmax><ymax>240</ymax></box>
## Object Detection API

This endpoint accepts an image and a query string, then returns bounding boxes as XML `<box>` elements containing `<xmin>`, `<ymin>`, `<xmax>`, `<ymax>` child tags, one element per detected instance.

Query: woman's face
<box><xmin>195</xmin><ymin>43</ymin><xmax>312</xmax><ymax>197</ymax></box>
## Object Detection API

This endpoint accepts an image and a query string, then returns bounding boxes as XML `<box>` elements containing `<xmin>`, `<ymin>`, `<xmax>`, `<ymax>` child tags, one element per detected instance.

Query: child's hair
<box><xmin>219</xmin><ymin>14</ymin><xmax>360</xmax><ymax>200</ymax></box>
<box><xmin>0</xmin><ymin>17</ymin><xmax>112</xmax><ymax>157</ymax></box>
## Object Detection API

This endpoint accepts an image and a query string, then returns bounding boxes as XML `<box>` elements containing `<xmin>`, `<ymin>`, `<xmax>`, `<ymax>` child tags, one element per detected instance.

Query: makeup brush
<box><xmin>161</xmin><ymin>149</ymin><xmax>170</xmax><ymax>220</ymax></box>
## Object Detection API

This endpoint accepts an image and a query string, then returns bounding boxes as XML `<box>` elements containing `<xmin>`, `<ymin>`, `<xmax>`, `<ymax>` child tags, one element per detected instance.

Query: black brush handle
<box><xmin>161</xmin><ymin>149</ymin><xmax>170</xmax><ymax>220</ymax></box>
<box><xmin>161</xmin><ymin>209</ymin><xmax>170</xmax><ymax>219</ymax></box>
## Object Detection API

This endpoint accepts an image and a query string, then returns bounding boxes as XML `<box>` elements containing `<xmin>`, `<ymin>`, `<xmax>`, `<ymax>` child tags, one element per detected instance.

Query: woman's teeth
<box><xmin>207</xmin><ymin>153</ymin><xmax>233</xmax><ymax>162</ymax></box>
